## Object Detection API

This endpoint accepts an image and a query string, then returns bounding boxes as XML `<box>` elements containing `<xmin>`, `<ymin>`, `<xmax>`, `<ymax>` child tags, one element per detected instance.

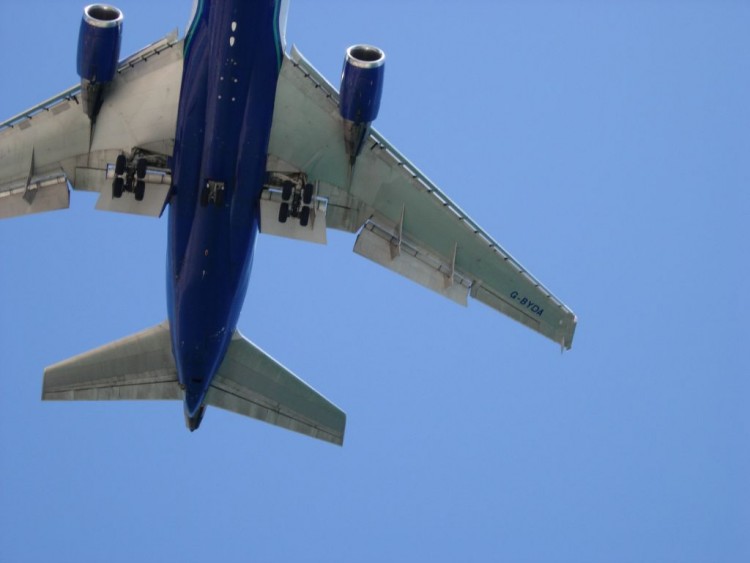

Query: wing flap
<box><xmin>43</xmin><ymin>322</ymin><xmax>181</xmax><ymax>401</ymax></box>
<box><xmin>354</xmin><ymin>219</ymin><xmax>469</xmax><ymax>306</ymax></box>
<box><xmin>0</xmin><ymin>173</ymin><xmax>69</xmax><ymax>219</ymax></box>
<box><xmin>206</xmin><ymin>331</ymin><xmax>346</xmax><ymax>445</ymax></box>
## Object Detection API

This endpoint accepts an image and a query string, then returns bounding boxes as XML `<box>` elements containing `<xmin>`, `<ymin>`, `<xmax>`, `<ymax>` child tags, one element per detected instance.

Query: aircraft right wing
<box><xmin>265</xmin><ymin>47</ymin><xmax>577</xmax><ymax>349</ymax></box>
<box><xmin>0</xmin><ymin>31</ymin><xmax>183</xmax><ymax>220</ymax></box>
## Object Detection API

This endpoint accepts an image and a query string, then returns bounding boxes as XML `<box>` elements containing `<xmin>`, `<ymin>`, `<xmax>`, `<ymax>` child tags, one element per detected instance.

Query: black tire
<box><xmin>112</xmin><ymin>177</ymin><xmax>124</xmax><ymax>198</ymax></box>
<box><xmin>136</xmin><ymin>158</ymin><xmax>147</xmax><ymax>179</ymax></box>
<box><xmin>215</xmin><ymin>187</ymin><xmax>225</xmax><ymax>207</ymax></box>
<box><xmin>200</xmin><ymin>186</ymin><xmax>209</xmax><ymax>207</ymax></box>
<box><xmin>279</xmin><ymin>202</ymin><xmax>289</xmax><ymax>223</ymax></box>
<box><xmin>134</xmin><ymin>180</ymin><xmax>146</xmax><ymax>201</ymax></box>
<box><xmin>300</xmin><ymin>206</ymin><xmax>310</xmax><ymax>227</ymax></box>
<box><xmin>115</xmin><ymin>154</ymin><xmax>126</xmax><ymax>176</ymax></box>
<box><xmin>302</xmin><ymin>183</ymin><xmax>313</xmax><ymax>205</ymax></box>
<box><xmin>281</xmin><ymin>181</ymin><xmax>293</xmax><ymax>201</ymax></box>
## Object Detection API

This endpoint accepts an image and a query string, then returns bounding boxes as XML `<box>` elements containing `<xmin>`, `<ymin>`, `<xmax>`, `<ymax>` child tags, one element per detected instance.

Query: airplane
<box><xmin>0</xmin><ymin>1</ymin><xmax>577</xmax><ymax>446</ymax></box>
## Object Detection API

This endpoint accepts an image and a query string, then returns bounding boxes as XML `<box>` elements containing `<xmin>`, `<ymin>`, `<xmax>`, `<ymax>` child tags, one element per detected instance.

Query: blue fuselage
<box><xmin>166</xmin><ymin>0</ymin><xmax>284</xmax><ymax>428</ymax></box>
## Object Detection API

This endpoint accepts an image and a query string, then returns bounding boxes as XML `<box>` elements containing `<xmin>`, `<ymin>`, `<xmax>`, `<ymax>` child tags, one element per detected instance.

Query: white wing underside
<box><xmin>266</xmin><ymin>47</ymin><xmax>577</xmax><ymax>348</ymax></box>
<box><xmin>0</xmin><ymin>32</ymin><xmax>182</xmax><ymax>219</ymax></box>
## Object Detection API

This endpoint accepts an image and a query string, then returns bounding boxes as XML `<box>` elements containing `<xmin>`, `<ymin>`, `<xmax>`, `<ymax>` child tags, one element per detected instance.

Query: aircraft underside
<box><xmin>1</xmin><ymin>0</ymin><xmax>575</xmax><ymax>445</ymax></box>
<box><xmin>167</xmin><ymin>0</ymin><xmax>283</xmax><ymax>426</ymax></box>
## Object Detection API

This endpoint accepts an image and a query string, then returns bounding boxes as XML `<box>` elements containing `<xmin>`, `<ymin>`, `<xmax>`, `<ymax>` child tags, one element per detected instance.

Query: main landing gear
<box><xmin>111</xmin><ymin>153</ymin><xmax>149</xmax><ymax>201</ymax></box>
<box><xmin>278</xmin><ymin>180</ymin><xmax>314</xmax><ymax>227</ymax></box>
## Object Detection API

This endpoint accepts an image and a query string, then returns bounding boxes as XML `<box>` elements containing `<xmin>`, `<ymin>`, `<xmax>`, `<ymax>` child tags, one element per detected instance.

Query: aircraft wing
<box><xmin>266</xmin><ymin>47</ymin><xmax>577</xmax><ymax>349</ymax></box>
<box><xmin>0</xmin><ymin>32</ymin><xmax>183</xmax><ymax>220</ymax></box>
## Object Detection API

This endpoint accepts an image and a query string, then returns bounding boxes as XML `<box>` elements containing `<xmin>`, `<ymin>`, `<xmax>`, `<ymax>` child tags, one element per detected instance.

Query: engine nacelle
<box><xmin>76</xmin><ymin>4</ymin><xmax>124</xmax><ymax>120</ymax></box>
<box><xmin>339</xmin><ymin>45</ymin><xmax>385</xmax><ymax>163</ymax></box>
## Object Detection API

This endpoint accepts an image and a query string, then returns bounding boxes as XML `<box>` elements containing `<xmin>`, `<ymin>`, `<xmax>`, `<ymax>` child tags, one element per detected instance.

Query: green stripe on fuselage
<box><xmin>184</xmin><ymin>0</ymin><xmax>282</xmax><ymax>68</ymax></box>
<box><xmin>183</xmin><ymin>0</ymin><xmax>205</xmax><ymax>57</ymax></box>
<box><xmin>273</xmin><ymin>0</ymin><xmax>282</xmax><ymax>70</ymax></box>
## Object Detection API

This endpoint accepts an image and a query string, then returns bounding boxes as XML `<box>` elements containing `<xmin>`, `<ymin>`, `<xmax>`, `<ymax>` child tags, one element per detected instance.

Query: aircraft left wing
<box><xmin>265</xmin><ymin>47</ymin><xmax>577</xmax><ymax>349</ymax></box>
<box><xmin>0</xmin><ymin>32</ymin><xmax>183</xmax><ymax>220</ymax></box>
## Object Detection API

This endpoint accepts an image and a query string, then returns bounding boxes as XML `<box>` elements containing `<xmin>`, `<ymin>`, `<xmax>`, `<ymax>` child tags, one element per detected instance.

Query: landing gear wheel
<box><xmin>112</xmin><ymin>177</ymin><xmax>124</xmax><ymax>198</ymax></box>
<box><xmin>302</xmin><ymin>183</ymin><xmax>313</xmax><ymax>205</ymax></box>
<box><xmin>279</xmin><ymin>202</ymin><xmax>290</xmax><ymax>223</ymax></box>
<box><xmin>136</xmin><ymin>158</ymin><xmax>147</xmax><ymax>179</ymax></box>
<box><xmin>200</xmin><ymin>185</ymin><xmax>209</xmax><ymax>207</ymax></box>
<box><xmin>299</xmin><ymin>205</ymin><xmax>310</xmax><ymax>227</ymax></box>
<box><xmin>281</xmin><ymin>181</ymin><xmax>293</xmax><ymax>201</ymax></box>
<box><xmin>115</xmin><ymin>154</ymin><xmax>127</xmax><ymax>176</ymax></box>
<box><xmin>215</xmin><ymin>187</ymin><xmax>225</xmax><ymax>207</ymax></box>
<box><xmin>134</xmin><ymin>180</ymin><xmax>146</xmax><ymax>201</ymax></box>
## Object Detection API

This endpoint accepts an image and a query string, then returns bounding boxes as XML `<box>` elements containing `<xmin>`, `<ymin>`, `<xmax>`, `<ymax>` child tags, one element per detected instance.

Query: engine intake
<box><xmin>76</xmin><ymin>4</ymin><xmax>124</xmax><ymax>120</ymax></box>
<box><xmin>339</xmin><ymin>45</ymin><xmax>385</xmax><ymax>163</ymax></box>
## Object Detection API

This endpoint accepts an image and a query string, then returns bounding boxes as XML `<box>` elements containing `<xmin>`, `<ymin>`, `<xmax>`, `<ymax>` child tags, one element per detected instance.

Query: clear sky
<box><xmin>1</xmin><ymin>1</ymin><xmax>748</xmax><ymax>561</ymax></box>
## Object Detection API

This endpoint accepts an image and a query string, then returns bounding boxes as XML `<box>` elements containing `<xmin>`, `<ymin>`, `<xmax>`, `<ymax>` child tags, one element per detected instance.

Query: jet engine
<box><xmin>339</xmin><ymin>45</ymin><xmax>385</xmax><ymax>164</ymax></box>
<box><xmin>76</xmin><ymin>4</ymin><xmax>124</xmax><ymax>120</ymax></box>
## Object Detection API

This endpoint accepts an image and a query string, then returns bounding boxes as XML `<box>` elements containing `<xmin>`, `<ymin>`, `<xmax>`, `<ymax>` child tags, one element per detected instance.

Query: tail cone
<box><xmin>184</xmin><ymin>403</ymin><xmax>206</xmax><ymax>431</ymax></box>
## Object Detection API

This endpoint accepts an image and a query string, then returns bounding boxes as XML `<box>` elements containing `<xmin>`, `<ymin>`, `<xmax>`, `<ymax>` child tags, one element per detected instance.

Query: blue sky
<box><xmin>1</xmin><ymin>1</ymin><xmax>748</xmax><ymax>561</ymax></box>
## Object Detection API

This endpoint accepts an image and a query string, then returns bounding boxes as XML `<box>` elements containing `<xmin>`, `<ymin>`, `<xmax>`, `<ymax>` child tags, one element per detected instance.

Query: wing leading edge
<box><xmin>265</xmin><ymin>47</ymin><xmax>577</xmax><ymax>349</ymax></box>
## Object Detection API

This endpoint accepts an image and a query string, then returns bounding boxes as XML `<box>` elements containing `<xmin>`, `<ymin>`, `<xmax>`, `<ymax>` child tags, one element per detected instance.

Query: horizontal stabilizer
<box><xmin>42</xmin><ymin>322</ymin><xmax>345</xmax><ymax>444</ymax></box>
<box><xmin>207</xmin><ymin>331</ymin><xmax>346</xmax><ymax>445</ymax></box>
<box><xmin>43</xmin><ymin>322</ymin><xmax>180</xmax><ymax>401</ymax></box>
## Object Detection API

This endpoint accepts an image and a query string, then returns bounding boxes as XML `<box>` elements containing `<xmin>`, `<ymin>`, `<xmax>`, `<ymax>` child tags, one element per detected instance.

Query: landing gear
<box><xmin>278</xmin><ymin>202</ymin><xmax>290</xmax><ymax>223</ymax></box>
<box><xmin>112</xmin><ymin>176</ymin><xmax>124</xmax><ymax>198</ymax></box>
<box><xmin>134</xmin><ymin>180</ymin><xmax>145</xmax><ymax>201</ymax></box>
<box><xmin>112</xmin><ymin>155</ymin><xmax>126</xmax><ymax>198</ymax></box>
<box><xmin>299</xmin><ymin>205</ymin><xmax>310</xmax><ymax>227</ymax></box>
<box><xmin>115</xmin><ymin>154</ymin><xmax>126</xmax><ymax>176</ymax></box>
<box><xmin>136</xmin><ymin>158</ymin><xmax>147</xmax><ymax>179</ymax></box>
<box><xmin>271</xmin><ymin>174</ymin><xmax>316</xmax><ymax>227</ymax></box>
<box><xmin>281</xmin><ymin>180</ymin><xmax>294</xmax><ymax>201</ymax></box>
<box><xmin>302</xmin><ymin>183</ymin><xmax>313</xmax><ymax>205</ymax></box>
<box><xmin>111</xmin><ymin>153</ymin><xmax>155</xmax><ymax>201</ymax></box>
